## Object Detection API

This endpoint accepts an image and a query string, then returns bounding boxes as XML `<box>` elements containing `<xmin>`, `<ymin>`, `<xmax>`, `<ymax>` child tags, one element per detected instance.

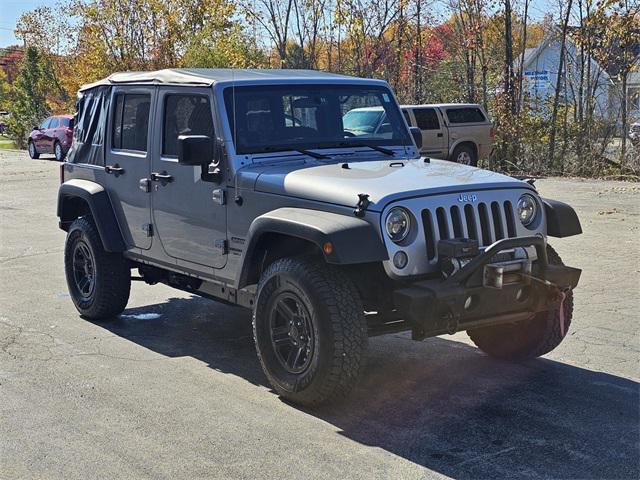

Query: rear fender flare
<box><xmin>57</xmin><ymin>179</ymin><xmax>126</xmax><ymax>252</ymax></box>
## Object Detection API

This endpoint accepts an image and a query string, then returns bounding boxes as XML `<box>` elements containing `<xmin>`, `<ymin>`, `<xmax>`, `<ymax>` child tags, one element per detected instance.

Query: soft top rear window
<box><xmin>445</xmin><ymin>107</ymin><xmax>486</xmax><ymax>124</ymax></box>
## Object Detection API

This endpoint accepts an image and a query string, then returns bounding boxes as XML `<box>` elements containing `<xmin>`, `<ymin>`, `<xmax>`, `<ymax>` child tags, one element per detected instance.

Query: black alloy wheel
<box><xmin>71</xmin><ymin>240</ymin><xmax>96</xmax><ymax>301</ymax></box>
<box><xmin>269</xmin><ymin>292</ymin><xmax>315</xmax><ymax>374</ymax></box>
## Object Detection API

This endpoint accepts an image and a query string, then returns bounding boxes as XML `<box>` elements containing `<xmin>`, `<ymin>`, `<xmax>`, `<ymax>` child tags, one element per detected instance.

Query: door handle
<box><xmin>150</xmin><ymin>171</ymin><xmax>174</xmax><ymax>183</ymax></box>
<box><xmin>105</xmin><ymin>164</ymin><xmax>125</xmax><ymax>175</ymax></box>
<box><xmin>437</xmin><ymin>133</ymin><xmax>443</xmax><ymax>137</ymax></box>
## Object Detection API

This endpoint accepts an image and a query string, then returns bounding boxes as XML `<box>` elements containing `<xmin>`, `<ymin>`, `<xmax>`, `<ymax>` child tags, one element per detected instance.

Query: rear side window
<box><xmin>112</xmin><ymin>94</ymin><xmax>151</xmax><ymax>152</ymax></box>
<box><xmin>163</xmin><ymin>94</ymin><xmax>213</xmax><ymax>157</ymax></box>
<box><xmin>413</xmin><ymin>108</ymin><xmax>440</xmax><ymax>130</ymax></box>
<box><xmin>61</xmin><ymin>117</ymin><xmax>72</xmax><ymax>128</ymax></box>
<box><xmin>445</xmin><ymin>107</ymin><xmax>486</xmax><ymax>124</ymax></box>
<box><xmin>402</xmin><ymin>109</ymin><xmax>412</xmax><ymax>126</ymax></box>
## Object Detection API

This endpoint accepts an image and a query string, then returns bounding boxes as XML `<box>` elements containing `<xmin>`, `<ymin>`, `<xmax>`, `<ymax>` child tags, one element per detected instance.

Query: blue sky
<box><xmin>1</xmin><ymin>0</ymin><xmax>554</xmax><ymax>49</ymax></box>
<box><xmin>0</xmin><ymin>0</ymin><xmax>56</xmax><ymax>48</ymax></box>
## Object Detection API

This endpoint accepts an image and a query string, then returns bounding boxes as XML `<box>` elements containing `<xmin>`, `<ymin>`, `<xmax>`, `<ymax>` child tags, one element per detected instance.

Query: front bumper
<box><xmin>393</xmin><ymin>236</ymin><xmax>581</xmax><ymax>340</ymax></box>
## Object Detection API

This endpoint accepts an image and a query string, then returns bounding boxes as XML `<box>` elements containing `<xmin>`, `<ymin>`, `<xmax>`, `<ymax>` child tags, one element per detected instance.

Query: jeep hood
<box><xmin>246</xmin><ymin>158</ymin><xmax>530</xmax><ymax>211</ymax></box>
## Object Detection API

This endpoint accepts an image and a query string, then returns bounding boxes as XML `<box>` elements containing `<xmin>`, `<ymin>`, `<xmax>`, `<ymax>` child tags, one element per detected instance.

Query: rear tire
<box><xmin>467</xmin><ymin>245</ymin><xmax>573</xmax><ymax>360</ymax></box>
<box><xmin>28</xmin><ymin>141</ymin><xmax>40</xmax><ymax>159</ymax></box>
<box><xmin>64</xmin><ymin>216</ymin><xmax>131</xmax><ymax>320</ymax></box>
<box><xmin>253</xmin><ymin>257</ymin><xmax>368</xmax><ymax>407</ymax></box>
<box><xmin>54</xmin><ymin>141</ymin><xmax>66</xmax><ymax>161</ymax></box>
<box><xmin>451</xmin><ymin>144</ymin><xmax>477</xmax><ymax>166</ymax></box>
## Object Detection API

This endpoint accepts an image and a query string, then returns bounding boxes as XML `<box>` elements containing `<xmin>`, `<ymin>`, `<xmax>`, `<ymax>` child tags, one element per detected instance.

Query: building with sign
<box><xmin>519</xmin><ymin>28</ymin><xmax>639</xmax><ymax>123</ymax></box>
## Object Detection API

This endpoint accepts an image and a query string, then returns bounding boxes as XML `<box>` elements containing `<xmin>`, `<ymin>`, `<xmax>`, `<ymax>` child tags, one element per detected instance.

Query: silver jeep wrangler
<box><xmin>58</xmin><ymin>69</ymin><xmax>582</xmax><ymax>406</ymax></box>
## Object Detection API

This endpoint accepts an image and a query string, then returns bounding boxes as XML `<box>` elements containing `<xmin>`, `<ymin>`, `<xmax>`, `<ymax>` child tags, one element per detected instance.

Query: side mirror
<box><xmin>409</xmin><ymin>127</ymin><xmax>423</xmax><ymax>150</ymax></box>
<box><xmin>177</xmin><ymin>135</ymin><xmax>213</xmax><ymax>166</ymax></box>
<box><xmin>33</xmin><ymin>125</ymin><xmax>40</xmax><ymax>131</ymax></box>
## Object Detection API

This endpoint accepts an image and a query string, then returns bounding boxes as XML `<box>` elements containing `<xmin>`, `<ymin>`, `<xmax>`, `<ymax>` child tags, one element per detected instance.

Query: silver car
<box><xmin>57</xmin><ymin>69</ymin><xmax>582</xmax><ymax>406</ymax></box>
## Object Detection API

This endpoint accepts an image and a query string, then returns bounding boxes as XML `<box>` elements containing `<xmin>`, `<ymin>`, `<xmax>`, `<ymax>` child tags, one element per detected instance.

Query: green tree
<box><xmin>0</xmin><ymin>69</ymin><xmax>10</xmax><ymax>111</ymax></box>
<box><xmin>6</xmin><ymin>46</ymin><xmax>54</xmax><ymax>148</ymax></box>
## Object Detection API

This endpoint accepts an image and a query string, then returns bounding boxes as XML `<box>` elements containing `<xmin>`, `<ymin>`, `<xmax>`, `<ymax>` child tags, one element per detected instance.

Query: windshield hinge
<box><xmin>354</xmin><ymin>193</ymin><xmax>370</xmax><ymax>218</ymax></box>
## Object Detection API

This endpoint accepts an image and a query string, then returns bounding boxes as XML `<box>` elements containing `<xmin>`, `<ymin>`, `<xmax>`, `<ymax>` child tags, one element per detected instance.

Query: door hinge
<box><xmin>214</xmin><ymin>239</ymin><xmax>228</xmax><ymax>254</ymax></box>
<box><xmin>142</xmin><ymin>223</ymin><xmax>154</xmax><ymax>237</ymax></box>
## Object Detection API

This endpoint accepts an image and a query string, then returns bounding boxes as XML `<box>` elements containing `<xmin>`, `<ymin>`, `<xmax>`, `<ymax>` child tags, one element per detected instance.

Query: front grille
<box><xmin>421</xmin><ymin>201</ymin><xmax>517</xmax><ymax>261</ymax></box>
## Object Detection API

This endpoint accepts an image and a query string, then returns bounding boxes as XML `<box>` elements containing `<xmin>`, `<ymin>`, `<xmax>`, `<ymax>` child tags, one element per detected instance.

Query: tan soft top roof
<box><xmin>80</xmin><ymin>68</ymin><xmax>356</xmax><ymax>91</ymax></box>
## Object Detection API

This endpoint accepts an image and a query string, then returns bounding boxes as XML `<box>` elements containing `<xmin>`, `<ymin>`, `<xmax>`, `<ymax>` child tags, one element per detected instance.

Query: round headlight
<box><xmin>517</xmin><ymin>194</ymin><xmax>538</xmax><ymax>227</ymax></box>
<box><xmin>385</xmin><ymin>207</ymin><xmax>411</xmax><ymax>242</ymax></box>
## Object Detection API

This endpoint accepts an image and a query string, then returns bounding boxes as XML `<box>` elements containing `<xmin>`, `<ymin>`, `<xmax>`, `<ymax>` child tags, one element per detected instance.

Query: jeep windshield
<box><xmin>223</xmin><ymin>84</ymin><xmax>411</xmax><ymax>155</ymax></box>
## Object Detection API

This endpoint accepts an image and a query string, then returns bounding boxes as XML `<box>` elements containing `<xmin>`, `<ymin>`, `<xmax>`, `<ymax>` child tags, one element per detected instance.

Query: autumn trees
<box><xmin>5</xmin><ymin>47</ymin><xmax>57</xmax><ymax>148</ymax></box>
<box><xmin>5</xmin><ymin>0</ymin><xmax>638</xmax><ymax>173</ymax></box>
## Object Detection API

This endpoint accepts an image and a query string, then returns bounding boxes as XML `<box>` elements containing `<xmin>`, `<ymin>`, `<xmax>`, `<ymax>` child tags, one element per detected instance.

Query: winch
<box><xmin>438</xmin><ymin>237</ymin><xmax>538</xmax><ymax>289</ymax></box>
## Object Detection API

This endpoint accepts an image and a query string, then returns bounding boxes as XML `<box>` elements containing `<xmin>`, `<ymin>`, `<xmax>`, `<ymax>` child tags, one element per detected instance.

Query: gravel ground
<box><xmin>1</xmin><ymin>149</ymin><xmax>639</xmax><ymax>480</ymax></box>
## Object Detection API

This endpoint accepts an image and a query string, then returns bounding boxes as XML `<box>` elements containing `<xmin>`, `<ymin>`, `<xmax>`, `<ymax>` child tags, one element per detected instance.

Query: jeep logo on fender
<box><xmin>458</xmin><ymin>193</ymin><xmax>478</xmax><ymax>202</ymax></box>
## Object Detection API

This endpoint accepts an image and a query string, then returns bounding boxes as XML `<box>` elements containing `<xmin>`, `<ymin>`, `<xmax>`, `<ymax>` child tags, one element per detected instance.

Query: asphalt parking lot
<box><xmin>1</xmin><ymin>149</ymin><xmax>639</xmax><ymax>479</ymax></box>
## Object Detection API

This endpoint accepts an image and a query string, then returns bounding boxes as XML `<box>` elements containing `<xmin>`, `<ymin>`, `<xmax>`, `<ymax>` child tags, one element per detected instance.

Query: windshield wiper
<box><xmin>294</xmin><ymin>148</ymin><xmax>332</xmax><ymax>160</ymax></box>
<box><xmin>332</xmin><ymin>141</ymin><xmax>395</xmax><ymax>156</ymax></box>
<box><xmin>259</xmin><ymin>146</ymin><xmax>332</xmax><ymax>160</ymax></box>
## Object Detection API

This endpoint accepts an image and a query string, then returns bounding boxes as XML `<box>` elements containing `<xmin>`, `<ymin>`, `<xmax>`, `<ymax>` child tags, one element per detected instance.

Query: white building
<box><xmin>520</xmin><ymin>28</ymin><xmax>639</xmax><ymax>123</ymax></box>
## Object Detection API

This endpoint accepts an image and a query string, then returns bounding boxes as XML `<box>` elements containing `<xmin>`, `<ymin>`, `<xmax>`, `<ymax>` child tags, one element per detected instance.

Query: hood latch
<box><xmin>354</xmin><ymin>193</ymin><xmax>370</xmax><ymax>218</ymax></box>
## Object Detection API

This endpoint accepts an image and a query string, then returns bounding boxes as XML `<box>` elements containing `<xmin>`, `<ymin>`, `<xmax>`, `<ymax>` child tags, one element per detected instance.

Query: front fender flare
<box><xmin>542</xmin><ymin>198</ymin><xmax>582</xmax><ymax>238</ymax></box>
<box><xmin>237</xmin><ymin>208</ymin><xmax>388</xmax><ymax>288</ymax></box>
<box><xmin>57</xmin><ymin>179</ymin><xmax>126</xmax><ymax>252</ymax></box>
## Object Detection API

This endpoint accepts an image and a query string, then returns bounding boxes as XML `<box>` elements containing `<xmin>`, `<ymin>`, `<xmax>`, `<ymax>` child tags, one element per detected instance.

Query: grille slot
<box><xmin>422</xmin><ymin>200</ymin><xmax>517</xmax><ymax>262</ymax></box>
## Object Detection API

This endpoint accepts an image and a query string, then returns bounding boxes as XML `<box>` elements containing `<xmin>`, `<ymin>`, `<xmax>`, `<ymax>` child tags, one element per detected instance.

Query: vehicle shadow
<box><xmin>104</xmin><ymin>296</ymin><xmax>639</xmax><ymax>479</ymax></box>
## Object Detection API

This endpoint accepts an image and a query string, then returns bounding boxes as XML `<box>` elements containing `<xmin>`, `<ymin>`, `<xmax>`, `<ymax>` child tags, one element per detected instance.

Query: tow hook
<box><xmin>353</xmin><ymin>193</ymin><xmax>370</xmax><ymax>217</ymax></box>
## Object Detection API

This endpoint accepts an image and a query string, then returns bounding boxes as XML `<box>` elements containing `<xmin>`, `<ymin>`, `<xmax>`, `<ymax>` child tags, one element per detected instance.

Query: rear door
<box><xmin>412</xmin><ymin>107</ymin><xmax>447</xmax><ymax>157</ymax></box>
<box><xmin>150</xmin><ymin>87</ymin><xmax>227</xmax><ymax>268</ymax></box>
<box><xmin>104</xmin><ymin>87</ymin><xmax>154</xmax><ymax>250</ymax></box>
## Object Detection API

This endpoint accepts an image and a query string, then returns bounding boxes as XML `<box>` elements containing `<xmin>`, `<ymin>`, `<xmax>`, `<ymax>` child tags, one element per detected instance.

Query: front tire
<box><xmin>253</xmin><ymin>257</ymin><xmax>368</xmax><ymax>407</ymax></box>
<box><xmin>467</xmin><ymin>245</ymin><xmax>573</xmax><ymax>361</ymax></box>
<box><xmin>28</xmin><ymin>141</ymin><xmax>40</xmax><ymax>159</ymax></box>
<box><xmin>64</xmin><ymin>216</ymin><xmax>131</xmax><ymax>320</ymax></box>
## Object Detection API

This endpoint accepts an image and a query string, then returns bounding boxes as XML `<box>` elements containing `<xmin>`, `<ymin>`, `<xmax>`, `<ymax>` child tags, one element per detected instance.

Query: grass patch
<box><xmin>0</xmin><ymin>134</ymin><xmax>18</xmax><ymax>150</ymax></box>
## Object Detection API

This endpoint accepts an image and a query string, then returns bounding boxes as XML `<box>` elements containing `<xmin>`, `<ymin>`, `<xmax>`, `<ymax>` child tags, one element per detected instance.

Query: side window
<box><xmin>49</xmin><ymin>118</ymin><xmax>60</xmax><ymax>129</ymax></box>
<box><xmin>61</xmin><ymin>117</ymin><xmax>72</xmax><ymax>128</ymax></box>
<box><xmin>445</xmin><ymin>107</ymin><xmax>486</xmax><ymax>124</ymax></box>
<box><xmin>413</xmin><ymin>108</ymin><xmax>440</xmax><ymax>130</ymax></box>
<box><xmin>40</xmin><ymin>118</ymin><xmax>51</xmax><ymax>129</ymax></box>
<box><xmin>112</xmin><ymin>93</ymin><xmax>151</xmax><ymax>152</ymax></box>
<box><xmin>162</xmin><ymin>94</ymin><xmax>213</xmax><ymax>157</ymax></box>
<box><xmin>402</xmin><ymin>109</ymin><xmax>412</xmax><ymax>126</ymax></box>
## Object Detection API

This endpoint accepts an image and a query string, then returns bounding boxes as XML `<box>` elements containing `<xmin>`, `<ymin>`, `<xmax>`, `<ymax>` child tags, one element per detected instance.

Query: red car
<box><xmin>28</xmin><ymin>115</ymin><xmax>74</xmax><ymax>161</ymax></box>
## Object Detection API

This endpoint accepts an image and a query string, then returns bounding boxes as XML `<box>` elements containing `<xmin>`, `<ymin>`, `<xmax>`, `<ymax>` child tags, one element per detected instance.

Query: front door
<box><xmin>43</xmin><ymin>117</ymin><xmax>59</xmax><ymax>152</ymax></box>
<box><xmin>104</xmin><ymin>87</ymin><xmax>154</xmax><ymax>250</ymax></box>
<box><xmin>34</xmin><ymin>117</ymin><xmax>51</xmax><ymax>151</ymax></box>
<box><xmin>150</xmin><ymin>87</ymin><xmax>227</xmax><ymax>268</ymax></box>
<box><xmin>412</xmin><ymin>107</ymin><xmax>447</xmax><ymax>158</ymax></box>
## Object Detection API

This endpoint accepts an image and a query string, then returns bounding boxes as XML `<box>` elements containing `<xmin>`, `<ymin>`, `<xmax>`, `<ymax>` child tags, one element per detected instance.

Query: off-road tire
<box><xmin>451</xmin><ymin>144</ymin><xmax>477</xmax><ymax>166</ymax></box>
<box><xmin>54</xmin><ymin>141</ymin><xmax>66</xmax><ymax>161</ymax></box>
<box><xmin>467</xmin><ymin>245</ymin><xmax>573</xmax><ymax>361</ymax></box>
<box><xmin>28</xmin><ymin>141</ymin><xmax>40</xmax><ymax>159</ymax></box>
<box><xmin>253</xmin><ymin>257</ymin><xmax>368</xmax><ymax>407</ymax></box>
<box><xmin>64</xmin><ymin>216</ymin><xmax>131</xmax><ymax>320</ymax></box>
